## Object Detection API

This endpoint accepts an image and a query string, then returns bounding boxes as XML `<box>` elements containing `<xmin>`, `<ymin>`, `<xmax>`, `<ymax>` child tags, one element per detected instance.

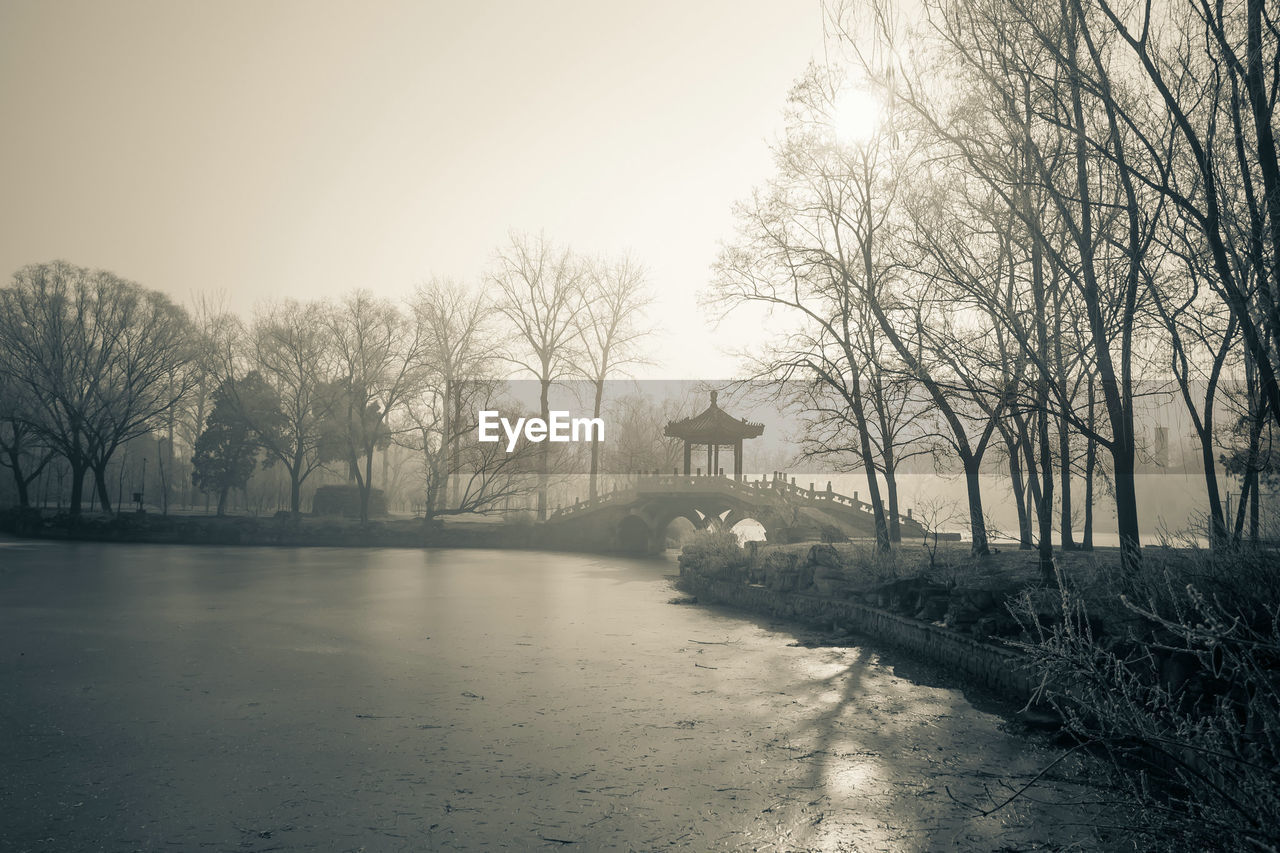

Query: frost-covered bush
<box><xmin>1011</xmin><ymin>552</ymin><xmax>1280</xmax><ymax>852</ymax></box>
<box><xmin>677</xmin><ymin>529</ymin><xmax>749</xmax><ymax>579</ymax></box>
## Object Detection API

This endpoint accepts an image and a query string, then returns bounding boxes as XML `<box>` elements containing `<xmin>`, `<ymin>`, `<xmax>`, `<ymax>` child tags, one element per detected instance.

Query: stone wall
<box><xmin>679</xmin><ymin>572</ymin><xmax>1036</xmax><ymax>701</ymax></box>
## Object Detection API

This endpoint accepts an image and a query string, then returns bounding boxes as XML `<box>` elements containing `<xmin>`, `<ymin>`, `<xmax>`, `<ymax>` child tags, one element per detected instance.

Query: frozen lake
<box><xmin>0</xmin><ymin>539</ymin><xmax>1098</xmax><ymax>851</ymax></box>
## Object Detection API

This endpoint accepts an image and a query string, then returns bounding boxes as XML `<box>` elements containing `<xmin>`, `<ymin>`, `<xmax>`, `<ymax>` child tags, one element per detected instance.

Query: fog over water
<box><xmin>1</xmin><ymin>539</ymin><xmax>1099</xmax><ymax>850</ymax></box>
<box><xmin>815</xmin><ymin>472</ymin><xmax>1229</xmax><ymax>547</ymax></box>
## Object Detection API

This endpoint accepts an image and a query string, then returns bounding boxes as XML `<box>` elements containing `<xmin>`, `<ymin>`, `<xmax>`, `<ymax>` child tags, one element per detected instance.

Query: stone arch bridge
<box><xmin>543</xmin><ymin>474</ymin><xmax>926</xmax><ymax>554</ymax></box>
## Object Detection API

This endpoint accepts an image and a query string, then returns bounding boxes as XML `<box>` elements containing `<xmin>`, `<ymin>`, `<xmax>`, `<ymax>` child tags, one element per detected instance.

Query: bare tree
<box><xmin>1088</xmin><ymin>0</ymin><xmax>1280</xmax><ymax>438</ymax></box>
<box><xmin>401</xmin><ymin>279</ymin><xmax>506</xmax><ymax>519</ymax></box>
<box><xmin>710</xmin><ymin>65</ymin><xmax>901</xmax><ymax>551</ymax></box>
<box><xmin>604</xmin><ymin>392</ymin><xmax>691</xmax><ymax>479</ymax></box>
<box><xmin>324</xmin><ymin>290</ymin><xmax>427</xmax><ymax>525</ymax></box>
<box><xmin>574</xmin><ymin>254</ymin><xmax>654</xmax><ymax>499</ymax></box>
<box><xmin>0</xmin><ymin>262</ymin><xmax>195</xmax><ymax>515</ymax></box>
<box><xmin>838</xmin><ymin>0</ymin><xmax>1166</xmax><ymax>571</ymax></box>
<box><xmin>0</xmin><ymin>373</ymin><xmax>53</xmax><ymax>508</ymax></box>
<box><xmin>490</xmin><ymin>233</ymin><xmax>589</xmax><ymax>520</ymax></box>
<box><xmin>238</xmin><ymin>299</ymin><xmax>337</xmax><ymax>516</ymax></box>
<box><xmin>171</xmin><ymin>292</ymin><xmax>239</xmax><ymax>509</ymax></box>
<box><xmin>400</xmin><ymin>379</ymin><xmax>540</xmax><ymax>520</ymax></box>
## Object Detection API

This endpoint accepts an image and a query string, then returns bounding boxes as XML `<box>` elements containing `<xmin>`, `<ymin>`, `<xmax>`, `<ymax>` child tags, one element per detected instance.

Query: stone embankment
<box><xmin>676</xmin><ymin>539</ymin><xmax>1039</xmax><ymax>702</ymax></box>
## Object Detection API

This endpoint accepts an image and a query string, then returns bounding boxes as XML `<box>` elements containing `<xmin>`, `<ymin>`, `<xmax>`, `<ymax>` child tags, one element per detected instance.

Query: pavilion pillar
<box><xmin>706</xmin><ymin>443</ymin><xmax>713</xmax><ymax>476</ymax></box>
<box><xmin>683</xmin><ymin>441</ymin><xmax>691</xmax><ymax>475</ymax></box>
<box><xmin>712</xmin><ymin>443</ymin><xmax>720</xmax><ymax>477</ymax></box>
<box><xmin>734</xmin><ymin>439</ymin><xmax>743</xmax><ymax>479</ymax></box>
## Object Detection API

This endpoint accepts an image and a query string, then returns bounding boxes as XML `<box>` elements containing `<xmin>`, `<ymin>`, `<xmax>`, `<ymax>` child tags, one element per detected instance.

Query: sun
<box><xmin>831</xmin><ymin>87</ymin><xmax>882</xmax><ymax>145</ymax></box>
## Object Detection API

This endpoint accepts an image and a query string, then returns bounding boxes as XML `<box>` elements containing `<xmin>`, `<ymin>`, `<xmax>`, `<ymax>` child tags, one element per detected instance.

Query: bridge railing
<box><xmin>547</xmin><ymin>487</ymin><xmax>630</xmax><ymax>520</ymax></box>
<box><xmin>547</xmin><ymin>472</ymin><xmax>919</xmax><ymax>529</ymax></box>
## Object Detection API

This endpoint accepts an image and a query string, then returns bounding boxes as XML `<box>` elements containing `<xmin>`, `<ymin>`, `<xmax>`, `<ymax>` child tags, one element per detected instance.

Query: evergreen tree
<box><xmin>192</xmin><ymin>379</ymin><xmax>258</xmax><ymax>515</ymax></box>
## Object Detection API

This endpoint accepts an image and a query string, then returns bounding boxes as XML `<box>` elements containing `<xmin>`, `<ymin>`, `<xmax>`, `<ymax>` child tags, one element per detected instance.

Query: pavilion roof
<box><xmin>664</xmin><ymin>391</ymin><xmax>765</xmax><ymax>442</ymax></box>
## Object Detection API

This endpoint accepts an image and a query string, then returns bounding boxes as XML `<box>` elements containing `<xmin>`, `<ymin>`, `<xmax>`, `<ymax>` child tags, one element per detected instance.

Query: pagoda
<box><xmin>664</xmin><ymin>390</ymin><xmax>764</xmax><ymax>478</ymax></box>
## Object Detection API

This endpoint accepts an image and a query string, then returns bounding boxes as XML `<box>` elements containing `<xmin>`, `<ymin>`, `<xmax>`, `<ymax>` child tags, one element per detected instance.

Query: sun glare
<box><xmin>831</xmin><ymin>87</ymin><xmax>882</xmax><ymax>145</ymax></box>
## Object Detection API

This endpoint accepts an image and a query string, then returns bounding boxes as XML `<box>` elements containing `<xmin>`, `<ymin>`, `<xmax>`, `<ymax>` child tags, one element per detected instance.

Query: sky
<box><xmin>0</xmin><ymin>0</ymin><xmax>830</xmax><ymax>377</ymax></box>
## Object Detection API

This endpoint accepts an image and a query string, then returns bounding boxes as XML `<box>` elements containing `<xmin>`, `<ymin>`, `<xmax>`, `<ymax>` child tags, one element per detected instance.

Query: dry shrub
<box><xmin>677</xmin><ymin>529</ymin><xmax>748</xmax><ymax>579</ymax></box>
<box><xmin>1010</xmin><ymin>549</ymin><xmax>1280</xmax><ymax>852</ymax></box>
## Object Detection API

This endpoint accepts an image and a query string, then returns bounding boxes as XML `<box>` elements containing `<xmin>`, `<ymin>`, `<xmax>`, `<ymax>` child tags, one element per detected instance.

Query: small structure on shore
<box><xmin>664</xmin><ymin>391</ymin><xmax>764</xmax><ymax>479</ymax></box>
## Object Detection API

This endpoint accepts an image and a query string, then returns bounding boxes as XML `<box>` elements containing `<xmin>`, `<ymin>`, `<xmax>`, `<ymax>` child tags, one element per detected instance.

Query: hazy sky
<box><xmin>0</xmin><ymin>0</ymin><xmax>828</xmax><ymax>377</ymax></box>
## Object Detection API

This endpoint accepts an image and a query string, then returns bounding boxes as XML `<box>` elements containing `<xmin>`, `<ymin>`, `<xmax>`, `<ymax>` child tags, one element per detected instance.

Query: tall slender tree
<box><xmin>575</xmin><ymin>254</ymin><xmax>654</xmax><ymax>500</ymax></box>
<box><xmin>324</xmin><ymin>291</ymin><xmax>426</xmax><ymax>525</ymax></box>
<box><xmin>490</xmin><ymin>233</ymin><xmax>588</xmax><ymax>520</ymax></box>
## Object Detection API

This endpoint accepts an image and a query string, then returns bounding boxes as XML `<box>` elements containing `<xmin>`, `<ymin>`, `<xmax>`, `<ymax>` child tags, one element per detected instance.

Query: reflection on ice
<box><xmin>0</xmin><ymin>542</ymin><xmax>1099</xmax><ymax>850</ymax></box>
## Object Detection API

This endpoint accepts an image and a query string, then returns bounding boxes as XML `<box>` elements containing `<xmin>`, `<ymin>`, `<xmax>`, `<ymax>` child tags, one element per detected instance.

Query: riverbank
<box><xmin>673</xmin><ymin>532</ymin><xmax>1123</xmax><ymax>704</ymax></box>
<box><xmin>675</xmin><ymin>530</ymin><xmax>1280</xmax><ymax>851</ymax></box>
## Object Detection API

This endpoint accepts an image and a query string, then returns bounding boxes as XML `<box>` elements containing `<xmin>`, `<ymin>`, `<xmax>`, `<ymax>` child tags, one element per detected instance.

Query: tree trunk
<box><xmin>1249</xmin><ymin>471</ymin><xmax>1261</xmax><ymax>544</ymax></box>
<box><xmin>963</xmin><ymin>459</ymin><xmax>990</xmax><ymax>556</ymax></box>
<box><xmin>157</xmin><ymin>441</ymin><xmax>169</xmax><ymax>516</ymax></box>
<box><xmin>1083</xmin><ymin>380</ymin><xmax>1096</xmax><ymax>551</ymax></box>
<box><xmin>381</xmin><ymin>448</ymin><xmax>389</xmax><ymax>510</ymax></box>
<box><xmin>1234</xmin><ymin>469</ymin><xmax>1255</xmax><ymax>546</ymax></box>
<box><xmin>442</xmin><ymin>379</ymin><xmax>453</xmax><ymax>510</ymax></box>
<box><xmin>5</xmin><ymin>449</ymin><xmax>30</xmax><ymax>507</ymax></box>
<box><xmin>846</xmin><ymin>372</ymin><xmax>890</xmax><ymax>552</ymax></box>
<box><xmin>93</xmin><ymin>462</ymin><xmax>113</xmax><ymax>515</ymax></box>
<box><xmin>451</xmin><ymin>381</ymin><xmax>463</xmax><ymax>508</ymax></box>
<box><xmin>537</xmin><ymin>377</ymin><xmax>550</xmax><ymax>521</ymax></box>
<box><xmin>1015</xmin><ymin>410</ymin><xmax>1043</xmax><ymax>549</ymax></box>
<box><xmin>1058</xmin><ymin>413</ymin><xmax>1075</xmax><ymax>550</ymax></box>
<box><xmin>68</xmin><ymin>458</ymin><xmax>87</xmax><ymax>515</ymax></box>
<box><xmin>884</xmin><ymin>456</ymin><xmax>901</xmax><ymax>543</ymax></box>
<box><xmin>1113</xmin><ymin>447</ymin><xmax>1142</xmax><ymax>568</ymax></box>
<box><xmin>589</xmin><ymin>379</ymin><xmax>604</xmax><ymax>501</ymax></box>
<box><xmin>423</xmin><ymin>435</ymin><xmax>439</xmax><ymax>525</ymax></box>
<box><xmin>1234</xmin><ymin>391</ymin><xmax>1268</xmax><ymax>546</ymax></box>
<box><xmin>13</xmin><ymin>464</ymin><xmax>30</xmax><ymax>507</ymax></box>
<box><xmin>216</xmin><ymin>487</ymin><xmax>228</xmax><ymax>516</ymax></box>
<box><xmin>861</xmin><ymin>462</ymin><xmax>891</xmax><ymax>553</ymax></box>
<box><xmin>1199</xmin><ymin>435</ymin><xmax>1228</xmax><ymax>549</ymax></box>
<box><xmin>1006</xmin><ymin>436</ymin><xmax>1032</xmax><ymax>548</ymax></box>
<box><xmin>360</xmin><ymin>449</ymin><xmax>374</xmax><ymax>525</ymax></box>
<box><xmin>1037</xmin><ymin>401</ymin><xmax>1056</xmax><ymax>584</ymax></box>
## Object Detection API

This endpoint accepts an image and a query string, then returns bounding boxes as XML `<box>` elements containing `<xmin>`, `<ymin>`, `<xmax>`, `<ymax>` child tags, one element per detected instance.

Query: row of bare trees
<box><xmin>0</xmin><ymin>262</ymin><xmax>195</xmax><ymax>515</ymax></box>
<box><xmin>0</xmin><ymin>234</ymin><xmax>653</xmax><ymax>523</ymax></box>
<box><xmin>710</xmin><ymin>0</ymin><xmax>1279</xmax><ymax>576</ymax></box>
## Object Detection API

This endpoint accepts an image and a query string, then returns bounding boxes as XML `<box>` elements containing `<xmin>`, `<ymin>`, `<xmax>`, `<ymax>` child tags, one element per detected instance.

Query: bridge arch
<box><xmin>613</xmin><ymin>498</ymin><xmax>788</xmax><ymax>554</ymax></box>
<box><xmin>616</xmin><ymin>514</ymin><xmax>653</xmax><ymax>552</ymax></box>
<box><xmin>661</xmin><ymin>515</ymin><xmax>699</xmax><ymax>548</ymax></box>
<box><xmin>728</xmin><ymin>516</ymin><xmax>768</xmax><ymax>544</ymax></box>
